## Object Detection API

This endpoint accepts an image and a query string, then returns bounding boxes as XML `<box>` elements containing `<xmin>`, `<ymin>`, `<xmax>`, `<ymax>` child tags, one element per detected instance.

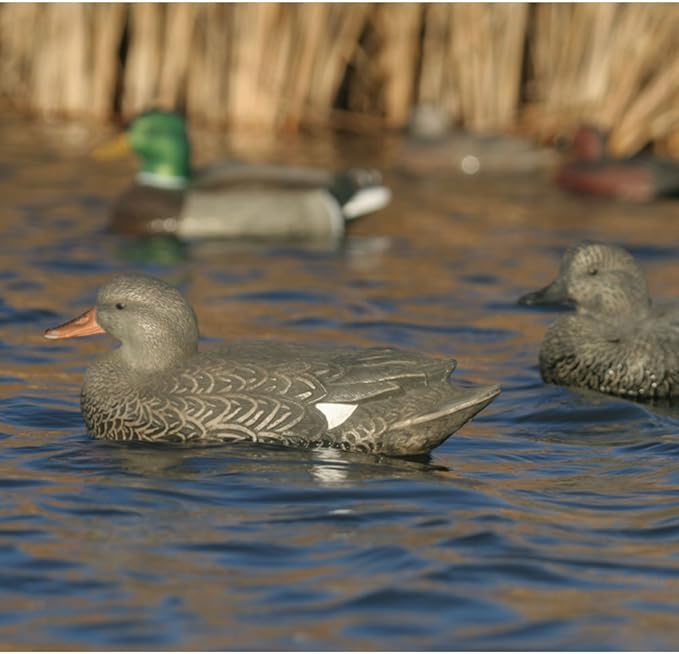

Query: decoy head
<box><xmin>568</xmin><ymin>125</ymin><xmax>608</xmax><ymax>162</ymax></box>
<box><xmin>45</xmin><ymin>274</ymin><xmax>199</xmax><ymax>372</ymax></box>
<box><xmin>518</xmin><ymin>241</ymin><xmax>651</xmax><ymax>315</ymax></box>
<box><xmin>95</xmin><ymin>109</ymin><xmax>191</xmax><ymax>187</ymax></box>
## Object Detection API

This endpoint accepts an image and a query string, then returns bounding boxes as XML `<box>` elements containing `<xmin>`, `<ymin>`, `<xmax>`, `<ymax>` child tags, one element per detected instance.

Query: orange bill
<box><xmin>92</xmin><ymin>132</ymin><xmax>131</xmax><ymax>161</ymax></box>
<box><xmin>44</xmin><ymin>307</ymin><xmax>105</xmax><ymax>340</ymax></box>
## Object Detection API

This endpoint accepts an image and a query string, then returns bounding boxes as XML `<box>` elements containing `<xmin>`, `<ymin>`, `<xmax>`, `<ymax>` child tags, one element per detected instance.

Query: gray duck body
<box><xmin>519</xmin><ymin>241</ymin><xmax>679</xmax><ymax>400</ymax></box>
<box><xmin>112</xmin><ymin>168</ymin><xmax>389</xmax><ymax>242</ymax></box>
<box><xmin>49</xmin><ymin>275</ymin><xmax>499</xmax><ymax>456</ymax></box>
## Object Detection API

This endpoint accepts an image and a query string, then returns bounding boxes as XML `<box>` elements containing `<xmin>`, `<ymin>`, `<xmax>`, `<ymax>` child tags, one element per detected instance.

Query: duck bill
<box><xmin>518</xmin><ymin>279</ymin><xmax>569</xmax><ymax>306</ymax></box>
<box><xmin>93</xmin><ymin>132</ymin><xmax>131</xmax><ymax>160</ymax></box>
<box><xmin>44</xmin><ymin>307</ymin><xmax>105</xmax><ymax>340</ymax></box>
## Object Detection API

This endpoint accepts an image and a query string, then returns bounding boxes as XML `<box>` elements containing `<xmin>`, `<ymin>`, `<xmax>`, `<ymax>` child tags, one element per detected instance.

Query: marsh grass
<box><xmin>1</xmin><ymin>3</ymin><xmax>678</xmax><ymax>156</ymax></box>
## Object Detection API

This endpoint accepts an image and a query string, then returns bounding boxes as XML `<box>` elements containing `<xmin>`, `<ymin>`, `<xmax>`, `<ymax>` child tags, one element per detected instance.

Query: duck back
<box><xmin>540</xmin><ymin>309</ymin><xmax>679</xmax><ymax>399</ymax></box>
<box><xmin>81</xmin><ymin>344</ymin><xmax>498</xmax><ymax>455</ymax></box>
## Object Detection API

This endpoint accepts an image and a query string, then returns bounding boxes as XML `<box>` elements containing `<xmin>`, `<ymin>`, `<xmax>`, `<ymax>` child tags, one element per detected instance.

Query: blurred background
<box><xmin>2</xmin><ymin>2</ymin><xmax>679</xmax><ymax>157</ymax></box>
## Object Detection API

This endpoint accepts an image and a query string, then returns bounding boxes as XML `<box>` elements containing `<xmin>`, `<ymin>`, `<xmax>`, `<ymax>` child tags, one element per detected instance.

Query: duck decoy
<box><xmin>44</xmin><ymin>275</ymin><xmax>500</xmax><ymax>455</ymax></box>
<box><xmin>95</xmin><ymin>109</ymin><xmax>391</xmax><ymax>241</ymax></box>
<box><xmin>519</xmin><ymin>241</ymin><xmax>679</xmax><ymax>400</ymax></box>
<box><xmin>398</xmin><ymin>104</ymin><xmax>556</xmax><ymax>176</ymax></box>
<box><xmin>555</xmin><ymin>126</ymin><xmax>679</xmax><ymax>202</ymax></box>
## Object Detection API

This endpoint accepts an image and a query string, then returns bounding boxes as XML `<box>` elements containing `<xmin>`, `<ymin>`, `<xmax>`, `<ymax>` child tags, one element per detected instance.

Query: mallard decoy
<box><xmin>44</xmin><ymin>274</ymin><xmax>500</xmax><ymax>455</ymax></box>
<box><xmin>95</xmin><ymin>110</ymin><xmax>391</xmax><ymax>241</ymax></box>
<box><xmin>555</xmin><ymin>126</ymin><xmax>679</xmax><ymax>202</ymax></box>
<box><xmin>519</xmin><ymin>241</ymin><xmax>679</xmax><ymax>400</ymax></box>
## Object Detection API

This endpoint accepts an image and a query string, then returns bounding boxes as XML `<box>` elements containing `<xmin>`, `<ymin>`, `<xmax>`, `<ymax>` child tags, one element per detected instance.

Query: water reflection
<box><xmin>85</xmin><ymin>441</ymin><xmax>446</xmax><ymax>488</ymax></box>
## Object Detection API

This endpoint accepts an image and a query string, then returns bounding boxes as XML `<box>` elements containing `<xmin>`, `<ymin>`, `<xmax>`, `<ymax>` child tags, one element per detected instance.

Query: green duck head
<box><xmin>129</xmin><ymin>110</ymin><xmax>191</xmax><ymax>187</ymax></box>
<box><xmin>95</xmin><ymin>109</ymin><xmax>192</xmax><ymax>188</ymax></box>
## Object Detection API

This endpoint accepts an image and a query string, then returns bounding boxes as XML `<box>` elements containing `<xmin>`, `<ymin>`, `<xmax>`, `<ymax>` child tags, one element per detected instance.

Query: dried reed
<box><xmin>0</xmin><ymin>3</ymin><xmax>678</xmax><ymax>157</ymax></box>
<box><xmin>526</xmin><ymin>3</ymin><xmax>679</xmax><ymax>155</ymax></box>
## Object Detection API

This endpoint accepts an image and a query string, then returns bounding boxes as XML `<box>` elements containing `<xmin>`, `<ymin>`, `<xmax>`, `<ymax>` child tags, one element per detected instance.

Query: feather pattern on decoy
<box><xmin>519</xmin><ymin>241</ymin><xmax>679</xmax><ymax>400</ymax></box>
<box><xmin>45</xmin><ymin>275</ymin><xmax>499</xmax><ymax>456</ymax></box>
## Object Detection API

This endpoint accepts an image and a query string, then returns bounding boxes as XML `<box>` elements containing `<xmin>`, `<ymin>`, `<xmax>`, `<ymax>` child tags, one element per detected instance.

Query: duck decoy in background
<box><xmin>95</xmin><ymin>109</ymin><xmax>391</xmax><ymax>242</ymax></box>
<box><xmin>519</xmin><ymin>241</ymin><xmax>679</xmax><ymax>401</ymax></box>
<box><xmin>555</xmin><ymin>126</ymin><xmax>679</xmax><ymax>202</ymax></box>
<box><xmin>397</xmin><ymin>104</ymin><xmax>556</xmax><ymax>176</ymax></box>
<box><xmin>44</xmin><ymin>275</ymin><xmax>499</xmax><ymax>455</ymax></box>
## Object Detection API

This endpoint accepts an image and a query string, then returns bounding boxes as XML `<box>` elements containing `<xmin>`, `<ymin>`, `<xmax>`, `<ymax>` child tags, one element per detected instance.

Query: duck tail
<box><xmin>332</xmin><ymin>382</ymin><xmax>500</xmax><ymax>456</ymax></box>
<box><xmin>330</xmin><ymin>169</ymin><xmax>392</xmax><ymax>219</ymax></box>
<box><xmin>382</xmin><ymin>383</ymin><xmax>500</xmax><ymax>455</ymax></box>
<box><xmin>341</xmin><ymin>186</ymin><xmax>392</xmax><ymax>219</ymax></box>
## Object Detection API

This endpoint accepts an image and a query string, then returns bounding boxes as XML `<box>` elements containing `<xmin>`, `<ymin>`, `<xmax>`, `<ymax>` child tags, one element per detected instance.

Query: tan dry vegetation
<box><xmin>1</xmin><ymin>3</ymin><xmax>679</xmax><ymax>156</ymax></box>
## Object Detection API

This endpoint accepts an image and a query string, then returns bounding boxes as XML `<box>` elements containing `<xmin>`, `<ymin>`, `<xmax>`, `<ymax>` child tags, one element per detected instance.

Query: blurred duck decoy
<box><xmin>95</xmin><ymin>109</ymin><xmax>391</xmax><ymax>242</ymax></box>
<box><xmin>519</xmin><ymin>241</ymin><xmax>679</xmax><ymax>401</ymax></box>
<box><xmin>397</xmin><ymin>104</ymin><xmax>556</xmax><ymax>176</ymax></box>
<box><xmin>44</xmin><ymin>274</ymin><xmax>500</xmax><ymax>456</ymax></box>
<box><xmin>555</xmin><ymin>126</ymin><xmax>679</xmax><ymax>202</ymax></box>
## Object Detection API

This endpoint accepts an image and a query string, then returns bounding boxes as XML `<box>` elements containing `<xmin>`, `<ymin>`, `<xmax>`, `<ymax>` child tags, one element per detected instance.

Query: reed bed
<box><xmin>417</xmin><ymin>3</ymin><xmax>528</xmax><ymax>132</ymax></box>
<box><xmin>1</xmin><ymin>3</ymin><xmax>679</xmax><ymax>156</ymax></box>
<box><xmin>525</xmin><ymin>3</ymin><xmax>679</xmax><ymax>155</ymax></box>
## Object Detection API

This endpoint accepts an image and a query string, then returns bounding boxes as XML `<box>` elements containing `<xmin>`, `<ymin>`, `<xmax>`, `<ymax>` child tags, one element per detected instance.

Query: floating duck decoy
<box><xmin>44</xmin><ymin>275</ymin><xmax>499</xmax><ymax>455</ymax></box>
<box><xmin>555</xmin><ymin>126</ymin><xmax>679</xmax><ymax>202</ymax></box>
<box><xmin>394</xmin><ymin>103</ymin><xmax>556</xmax><ymax>177</ymax></box>
<box><xmin>519</xmin><ymin>241</ymin><xmax>679</xmax><ymax>400</ymax></box>
<box><xmin>95</xmin><ymin>109</ymin><xmax>391</xmax><ymax>241</ymax></box>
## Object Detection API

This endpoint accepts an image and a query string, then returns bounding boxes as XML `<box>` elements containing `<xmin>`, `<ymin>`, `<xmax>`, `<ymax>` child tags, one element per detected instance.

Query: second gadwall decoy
<box><xmin>95</xmin><ymin>110</ymin><xmax>392</xmax><ymax>242</ymax></box>
<box><xmin>519</xmin><ymin>241</ymin><xmax>679</xmax><ymax>400</ymax></box>
<box><xmin>44</xmin><ymin>275</ymin><xmax>499</xmax><ymax>456</ymax></box>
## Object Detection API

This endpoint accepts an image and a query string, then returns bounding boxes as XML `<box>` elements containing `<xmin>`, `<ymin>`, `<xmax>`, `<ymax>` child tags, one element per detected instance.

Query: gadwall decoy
<box><xmin>44</xmin><ymin>275</ymin><xmax>499</xmax><ymax>455</ymax></box>
<box><xmin>95</xmin><ymin>109</ymin><xmax>391</xmax><ymax>241</ymax></box>
<box><xmin>519</xmin><ymin>241</ymin><xmax>679</xmax><ymax>400</ymax></box>
<box><xmin>555</xmin><ymin>126</ymin><xmax>679</xmax><ymax>202</ymax></box>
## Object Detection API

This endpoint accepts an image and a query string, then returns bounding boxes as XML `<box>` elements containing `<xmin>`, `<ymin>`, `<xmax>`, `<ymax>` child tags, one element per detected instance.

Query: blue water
<box><xmin>1</xmin><ymin>115</ymin><xmax>679</xmax><ymax>649</ymax></box>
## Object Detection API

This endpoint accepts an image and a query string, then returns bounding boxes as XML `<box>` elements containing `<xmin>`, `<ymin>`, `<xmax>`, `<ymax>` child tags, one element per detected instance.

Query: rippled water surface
<box><xmin>1</xmin><ymin>114</ymin><xmax>679</xmax><ymax>649</ymax></box>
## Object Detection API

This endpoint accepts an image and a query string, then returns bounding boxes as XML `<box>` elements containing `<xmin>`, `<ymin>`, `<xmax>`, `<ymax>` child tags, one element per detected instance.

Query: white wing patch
<box><xmin>315</xmin><ymin>402</ymin><xmax>358</xmax><ymax>429</ymax></box>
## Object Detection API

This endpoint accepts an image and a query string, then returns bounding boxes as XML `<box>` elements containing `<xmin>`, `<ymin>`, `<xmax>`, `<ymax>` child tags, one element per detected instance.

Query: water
<box><xmin>1</xmin><ymin>114</ymin><xmax>679</xmax><ymax>649</ymax></box>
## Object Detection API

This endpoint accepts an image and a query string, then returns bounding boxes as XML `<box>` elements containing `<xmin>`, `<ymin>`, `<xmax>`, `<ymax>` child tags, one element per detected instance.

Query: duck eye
<box><xmin>115</xmin><ymin>303</ymin><xmax>126</xmax><ymax>310</ymax></box>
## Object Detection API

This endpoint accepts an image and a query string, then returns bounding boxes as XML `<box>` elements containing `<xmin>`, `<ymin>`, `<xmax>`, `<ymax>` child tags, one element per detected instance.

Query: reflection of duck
<box><xmin>44</xmin><ymin>274</ymin><xmax>500</xmax><ymax>456</ymax></box>
<box><xmin>97</xmin><ymin>440</ymin><xmax>450</xmax><ymax>486</ymax></box>
<box><xmin>95</xmin><ymin>110</ymin><xmax>391</xmax><ymax>242</ymax></box>
<box><xmin>116</xmin><ymin>234</ymin><xmax>188</xmax><ymax>264</ymax></box>
<box><xmin>555</xmin><ymin>126</ymin><xmax>679</xmax><ymax>202</ymax></box>
<box><xmin>519</xmin><ymin>241</ymin><xmax>679</xmax><ymax>400</ymax></box>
